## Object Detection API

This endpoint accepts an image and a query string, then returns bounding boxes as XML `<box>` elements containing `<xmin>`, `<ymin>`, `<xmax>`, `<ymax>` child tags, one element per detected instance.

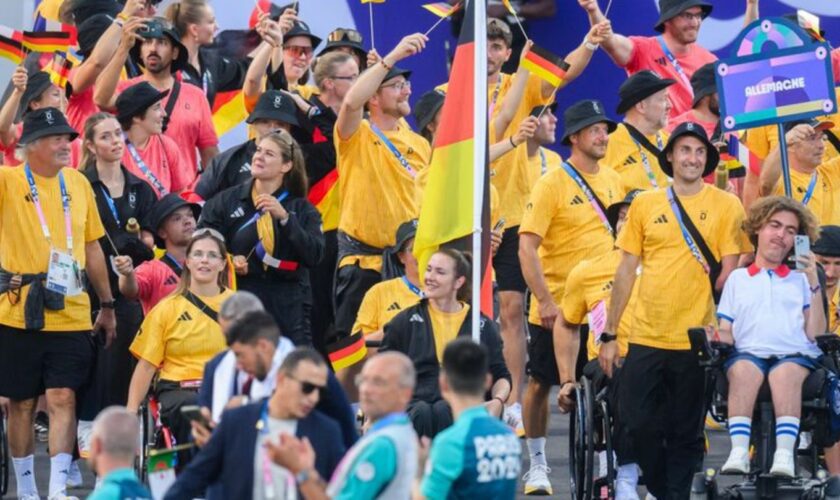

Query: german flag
<box><xmin>22</xmin><ymin>30</ymin><xmax>75</xmax><ymax>53</ymax></box>
<box><xmin>47</xmin><ymin>51</ymin><xmax>72</xmax><ymax>89</ymax></box>
<box><xmin>422</xmin><ymin>2</ymin><xmax>461</xmax><ymax>18</ymax></box>
<box><xmin>327</xmin><ymin>332</ymin><xmax>367</xmax><ymax>371</ymax></box>
<box><xmin>502</xmin><ymin>0</ymin><xmax>515</xmax><ymax>15</ymax></box>
<box><xmin>415</xmin><ymin>0</ymin><xmax>493</xmax><ymax>318</ymax></box>
<box><xmin>0</xmin><ymin>26</ymin><xmax>24</xmax><ymax>64</ymax></box>
<box><xmin>211</xmin><ymin>89</ymin><xmax>249</xmax><ymax>137</ymax></box>
<box><xmin>308</xmin><ymin>166</ymin><xmax>340</xmax><ymax>231</ymax></box>
<box><xmin>520</xmin><ymin>44</ymin><xmax>569</xmax><ymax>88</ymax></box>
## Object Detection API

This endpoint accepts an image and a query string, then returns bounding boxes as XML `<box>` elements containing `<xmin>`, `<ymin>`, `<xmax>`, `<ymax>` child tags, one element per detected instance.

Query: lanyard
<box><xmin>202</xmin><ymin>71</ymin><xmax>210</xmax><ymax>96</ymax></box>
<box><xmin>25</xmin><ymin>164</ymin><xmax>73</xmax><ymax>253</ymax></box>
<box><xmin>125</xmin><ymin>139</ymin><xmax>168</xmax><ymax>197</ymax></box>
<box><xmin>560</xmin><ymin>162</ymin><xmax>613</xmax><ymax>236</ymax></box>
<box><xmin>656</xmin><ymin>36</ymin><xmax>693</xmax><ymax>98</ymax></box>
<box><xmin>666</xmin><ymin>187</ymin><xmax>710</xmax><ymax>274</ymax></box>
<box><xmin>162</xmin><ymin>253</ymin><xmax>183</xmax><ymax>272</ymax></box>
<box><xmin>239</xmin><ymin>191</ymin><xmax>300</xmax><ymax>271</ymax></box>
<box><xmin>257</xmin><ymin>402</ymin><xmax>295</xmax><ymax>500</ymax></box>
<box><xmin>371</xmin><ymin>124</ymin><xmax>416</xmax><ymax>178</ymax></box>
<box><xmin>236</xmin><ymin>191</ymin><xmax>289</xmax><ymax>233</ymax></box>
<box><xmin>629</xmin><ymin>135</ymin><xmax>660</xmax><ymax>189</ymax></box>
<box><xmin>801</xmin><ymin>172</ymin><xmax>818</xmax><ymax>206</ymax></box>
<box><xmin>538</xmin><ymin>149</ymin><xmax>548</xmax><ymax>176</ymax></box>
<box><xmin>488</xmin><ymin>73</ymin><xmax>502</xmax><ymax>119</ymax></box>
<box><xmin>99</xmin><ymin>185</ymin><xmax>120</xmax><ymax>226</ymax></box>
<box><xmin>402</xmin><ymin>276</ymin><xmax>422</xmax><ymax>297</ymax></box>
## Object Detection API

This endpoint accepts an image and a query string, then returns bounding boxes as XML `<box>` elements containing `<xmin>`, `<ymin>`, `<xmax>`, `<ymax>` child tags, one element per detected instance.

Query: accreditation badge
<box><xmin>46</xmin><ymin>248</ymin><xmax>83</xmax><ymax>296</ymax></box>
<box><xmin>589</xmin><ymin>300</ymin><xmax>607</xmax><ymax>344</ymax></box>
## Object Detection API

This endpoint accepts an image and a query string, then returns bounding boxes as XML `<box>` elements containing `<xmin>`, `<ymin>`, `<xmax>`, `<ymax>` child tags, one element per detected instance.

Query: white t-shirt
<box><xmin>717</xmin><ymin>265</ymin><xmax>821</xmax><ymax>358</ymax></box>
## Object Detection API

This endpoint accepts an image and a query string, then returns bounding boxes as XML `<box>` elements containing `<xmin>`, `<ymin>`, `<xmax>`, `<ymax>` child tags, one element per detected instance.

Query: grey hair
<box><xmin>219</xmin><ymin>291</ymin><xmax>264</xmax><ymax>322</ymax></box>
<box><xmin>374</xmin><ymin>351</ymin><xmax>416</xmax><ymax>390</ymax></box>
<box><xmin>91</xmin><ymin>406</ymin><xmax>140</xmax><ymax>461</ymax></box>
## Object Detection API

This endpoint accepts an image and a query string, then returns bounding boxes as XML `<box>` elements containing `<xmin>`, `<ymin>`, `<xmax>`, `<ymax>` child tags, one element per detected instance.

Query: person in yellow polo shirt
<box><xmin>525</xmin><ymin>104</ymin><xmax>562</xmax><ymax>189</ymax></box>
<box><xmin>814</xmin><ymin>226</ymin><xmax>840</xmax><ymax>333</ymax></box>
<box><xmin>518</xmin><ymin>100</ymin><xmax>624</xmax><ymax>495</ymax></box>
<box><xmin>759</xmin><ymin>120</ymin><xmax>840</xmax><ymax>225</ymax></box>
<box><xmin>331</xmin><ymin>33</ymin><xmax>431</xmax><ymax>378</ymax></box>
<box><xmin>603</xmin><ymin>122</ymin><xmax>747</xmax><ymax>498</ymax></box>
<box><xmin>604</xmin><ymin>70</ymin><xmax>674</xmax><ymax>192</ymax></box>
<box><xmin>0</xmin><ymin>108</ymin><xmax>116</xmax><ymax>500</ymax></box>
<box><xmin>127</xmin><ymin>229</ymin><xmax>234</xmax><ymax>464</ymax></box>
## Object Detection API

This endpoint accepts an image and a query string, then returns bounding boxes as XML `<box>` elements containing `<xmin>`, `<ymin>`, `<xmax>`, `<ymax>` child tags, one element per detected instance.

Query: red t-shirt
<box><xmin>117</xmin><ymin>75</ymin><xmax>218</xmax><ymax>187</ymax></box>
<box><xmin>122</xmin><ymin>133</ymin><xmax>190</xmax><ymax>198</ymax></box>
<box><xmin>1</xmin><ymin>123</ymin><xmax>82</xmax><ymax>167</ymax></box>
<box><xmin>624</xmin><ymin>36</ymin><xmax>717</xmax><ymax>121</ymax></box>
<box><xmin>134</xmin><ymin>258</ymin><xmax>180</xmax><ymax>315</ymax></box>
<box><xmin>66</xmin><ymin>83</ymin><xmax>100</xmax><ymax>135</ymax></box>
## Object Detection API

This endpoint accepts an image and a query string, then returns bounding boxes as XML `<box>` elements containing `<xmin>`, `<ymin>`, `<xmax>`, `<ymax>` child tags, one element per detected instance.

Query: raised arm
<box><xmin>758</xmin><ymin>124</ymin><xmax>811</xmax><ymax>196</ymax></box>
<box><xmin>93</xmin><ymin>17</ymin><xmax>147</xmax><ymax>110</ymax></box>
<box><xmin>242</xmin><ymin>11</ymin><xmax>293</xmax><ymax>104</ymax></box>
<box><xmin>578</xmin><ymin>0</ymin><xmax>634</xmax><ymax>68</ymax></box>
<box><xmin>0</xmin><ymin>66</ymin><xmax>26</xmax><ymax>146</ymax></box>
<box><xmin>559</xmin><ymin>21</ymin><xmax>613</xmax><ymax>89</ymax></box>
<box><xmin>744</xmin><ymin>0</ymin><xmax>759</xmax><ymax>27</ymax></box>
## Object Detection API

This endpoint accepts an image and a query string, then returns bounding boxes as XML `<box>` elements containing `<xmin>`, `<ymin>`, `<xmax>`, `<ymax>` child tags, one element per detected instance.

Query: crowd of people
<box><xmin>1</xmin><ymin>0</ymin><xmax>840</xmax><ymax>498</ymax></box>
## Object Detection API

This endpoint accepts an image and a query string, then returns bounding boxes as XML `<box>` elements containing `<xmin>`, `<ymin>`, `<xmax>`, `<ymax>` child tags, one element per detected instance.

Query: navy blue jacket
<box><xmin>164</xmin><ymin>402</ymin><xmax>345</xmax><ymax>500</ymax></box>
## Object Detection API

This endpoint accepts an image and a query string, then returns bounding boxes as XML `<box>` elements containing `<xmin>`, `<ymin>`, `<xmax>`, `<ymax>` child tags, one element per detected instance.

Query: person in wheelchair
<box><xmin>717</xmin><ymin>196</ymin><xmax>825</xmax><ymax>477</ymax></box>
<box><xmin>557</xmin><ymin>190</ymin><xmax>642</xmax><ymax>499</ymax></box>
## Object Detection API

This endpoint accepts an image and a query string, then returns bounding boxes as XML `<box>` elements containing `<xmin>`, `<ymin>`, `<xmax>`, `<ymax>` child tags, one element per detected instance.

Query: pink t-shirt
<box><xmin>134</xmin><ymin>258</ymin><xmax>180</xmax><ymax>315</ymax></box>
<box><xmin>625</xmin><ymin>36</ymin><xmax>717</xmax><ymax>121</ymax></box>
<box><xmin>66</xmin><ymin>83</ymin><xmax>100</xmax><ymax>135</ymax></box>
<box><xmin>1</xmin><ymin>123</ymin><xmax>82</xmax><ymax>167</ymax></box>
<box><xmin>122</xmin><ymin>133</ymin><xmax>190</xmax><ymax>198</ymax></box>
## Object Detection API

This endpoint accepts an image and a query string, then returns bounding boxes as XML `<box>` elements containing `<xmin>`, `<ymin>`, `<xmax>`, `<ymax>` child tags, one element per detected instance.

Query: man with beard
<box><xmin>577</xmin><ymin>0</ymin><xmax>759</xmax><ymax>121</ymax></box>
<box><xmin>666</xmin><ymin>62</ymin><xmax>718</xmax><ymax>138</ymax></box>
<box><xmin>94</xmin><ymin>17</ymin><xmax>218</xmax><ymax>185</ymax></box>
<box><xmin>518</xmin><ymin>100</ymin><xmax>624</xmax><ymax>495</ymax></box>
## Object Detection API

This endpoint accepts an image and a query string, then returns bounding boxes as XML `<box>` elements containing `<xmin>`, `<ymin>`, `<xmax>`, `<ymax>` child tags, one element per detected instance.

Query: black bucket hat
<box><xmin>130</xmin><ymin>18</ymin><xmax>189</xmax><ymax>73</ymax></box>
<box><xmin>657</xmin><ymin>121</ymin><xmax>719</xmax><ymax>178</ymax></box>
<box><xmin>115</xmin><ymin>81</ymin><xmax>170</xmax><ymax>123</ymax></box>
<box><xmin>560</xmin><ymin>99</ymin><xmax>617</xmax><ymax>146</ymax></box>
<box><xmin>607</xmin><ymin>189</ymin><xmax>643</xmax><ymax>232</ymax></box>
<box><xmin>285</xmin><ymin>21</ymin><xmax>322</xmax><ymax>50</ymax></box>
<box><xmin>318</xmin><ymin>28</ymin><xmax>366</xmax><ymax>62</ymax></box>
<box><xmin>19</xmin><ymin>107</ymin><xmax>78</xmax><ymax>145</ymax></box>
<box><xmin>246</xmin><ymin>90</ymin><xmax>299</xmax><ymax>126</ymax></box>
<box><xmin>616</xmin><ymin>70</ymin><xmax>676</xmax><ymax>114</ymax></box>
<box><xmin>654</xmin><ymin>0</ymin><xmax>712</xmax><ymax>33</ymax></box>
<box><xmin>71</xmin><ymin>0</ymin><xmax>122</xmax><ymax>26</ymax></box>
<box><xmin>18</xmin><ymin>71</ymin><xmax>54</xmax><ymax>121</ymax></box>
<box><xmin>814</xmin><ymin>225</ymin><xmax>840</xmax><ymax>257</ymax></box>
<box><xmin>381</xmin><ymin>219</ymin><xmax>418</xmax><ymax>280</ymax></box>
<box><xmin>143</xmin><ymin>193</ymin><xmax>201</xmax><ymax>248</ymax></box>
<box><xmin>691</xmin><ymin>62</ymin><xmax>717</xmax><ymax>108</ymax></box>
<box><xmin>414</xmin><ymin>89</ymin><xmax>446</xmax><ymax>132</ymax></box>
<box><xmin>77</xmin><ymin>14</ymin><xmax>117</xmax><ymax>58</ymax></box>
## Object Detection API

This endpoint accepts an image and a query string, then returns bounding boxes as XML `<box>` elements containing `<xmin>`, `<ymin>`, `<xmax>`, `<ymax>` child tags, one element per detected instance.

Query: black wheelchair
<box><xmin>688</xmin><ymin>328</ymin><xmax>840</xmax><ymax>499</ymax></box>
<box><xmin>569</xmin><ymin>373</ymin><xmax>615</xmax><ymax>500</ymax></box>
<box><xmin>136</xmin><ymin>395</ymin><xmax>177</xmax><ymax>483</ymax></box>
<box><xmin>0</xmin><ymin>404</ymin><xmax>8</xmax><ymax>496</ymax></box>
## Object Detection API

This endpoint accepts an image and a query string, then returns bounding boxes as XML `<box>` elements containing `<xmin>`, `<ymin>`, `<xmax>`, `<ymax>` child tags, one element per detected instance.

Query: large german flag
<box><xmin>521</xmin><ymin>44</ymin><xmax>569</xmax><ymax>88</ymax></box>
<box><xmin>0</xmin><ymin>26</ymin><xmax>23</xmax><ymax>64</ymax></box>
<box><xmin>211</xmin><ymin>89</ymin><xmax>249</xmax><ymax>138</ymax></box>
<box><xmin>22</xmin><ymin>30</ymin><xmax>75</xmax><ymax>53</ymax></box>
<box><xmin>415</xmin><ymin>0</ymin><xmax>493</xmax><ymax>320</ymax></box>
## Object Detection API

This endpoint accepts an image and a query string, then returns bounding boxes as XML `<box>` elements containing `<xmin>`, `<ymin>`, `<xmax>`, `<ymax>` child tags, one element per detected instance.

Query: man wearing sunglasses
<box><xmin>165</xmin><ymin>347</ymin><xmax>347</xmax><ymax>500</ymax></box>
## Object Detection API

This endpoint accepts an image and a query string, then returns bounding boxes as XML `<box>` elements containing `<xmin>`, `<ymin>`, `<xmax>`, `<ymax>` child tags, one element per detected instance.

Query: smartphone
<box><xmin>794</xmin><ymin>235</ymin><xmax>810</xmax><ymax>270</ymax></box>
<box><xmin>180</xmin><ymin>405</ymin><xmax>210</xmax><ymax>428</ymax></box>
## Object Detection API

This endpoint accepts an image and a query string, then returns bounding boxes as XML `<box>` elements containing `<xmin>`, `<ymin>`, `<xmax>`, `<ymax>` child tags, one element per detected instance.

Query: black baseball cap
<box><xmin>657</xmin><ymin>121</ymin><xmax>719</xmax><ymax>178</ymax></box>
<box><xmin>19</xmin><ymin>107</ymin><xmax>78</xmax><ymax>145</ymax></box>
<box><xmin>130</xmin><ymin>18</ymin><xmax>189</xmax><ymax>73</ymax></box>
<box><xmin>414</xmin><ymin>89</ymin><xmax>446</xmax><ymax>132</ymax></box>
<box><xmin>814</xmin><ymin>225</ymin><xmax>840</xmax><ymax>257</ymax></box>
<box><xmin>285</xmin><ymin>21</ymin><xmax>322</xmax><ymax>50</ymax></box>
<box><xmin>115</xmin><ymin>81</ymin><xmax>169</xmax><ymax>123</ymax></box>
<box><xmin>691</xmin><ymin>62</ymin><xmax>717</xmax><ymax>108</ymax></box>
<box><xmin>530</xmin><ymin>102</ymin><xmax>558</xmax><ymax>118</ymax></box>
<box><xmin>607</xmin><ymin>189</ymin><xmax>642</xmax><ymax>232</ymax></box>
<box><xmin>383</xmin><ymin>66</ymin><xmax>412</xmax><ymax>84</ymax></box>
<box><xmin>561</xmin><ymin>99</ymin><xmax>617</xmax><ymax>146</ymax></box>
<box><xmin>616</xmin><ymin>70</ymin><xmax>676</xmax><ymax>114</ymax></box>
<box><xmin>143</xmin><ymin>193</ymin><xmax>201</xmax><ymax>248</ymax></box>
<box><xmin>654</xmin><ymin>0</ymin><xmax>712</xmax><ymax>33</ymax></box>
<box><xmin>394</xmin><ymin>219</ymin><xmax>418</xmax><ymax>252</ymax></box>
<box><xmin>246</xmin><ymin>90</ymin><xmax>299</xmax><ymax>126</ymax></box>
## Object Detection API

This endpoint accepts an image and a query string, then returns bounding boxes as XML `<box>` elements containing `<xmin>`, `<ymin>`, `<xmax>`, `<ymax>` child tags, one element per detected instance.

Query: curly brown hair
<box><xmin>744</xmin><ymin>196</ymin><xmax>820</xmax><ymax>248</ymax></box>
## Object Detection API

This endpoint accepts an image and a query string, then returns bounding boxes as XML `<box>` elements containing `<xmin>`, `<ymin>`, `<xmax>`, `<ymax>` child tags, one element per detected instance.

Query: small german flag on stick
<box><xmin>327</xmin><ymin>332</ymin><xmax>367</xmax><ymax>372</ymax></box>
<box><xmin>422</xmin><ymin>2</ymin><xmax>462</xmax><ymax>37</ymax></box>
<box><xmin>47</xmin><ymin>52</ymin><xmax>72</xmax><ymax>90</ymax></box>
<box><xmin>22</xmin><ymin>29</ymin><xmax>76</xmax><ymax>53</ymax></box>
<box><xmin>520</xmin><ymin>44</ymin><xmax>569</xmax><ymax>88</ymax></box>
<box><xmin>0</xmin><ymin>26</ymin><xmax>24</xmax><ymax>64</ymax></box>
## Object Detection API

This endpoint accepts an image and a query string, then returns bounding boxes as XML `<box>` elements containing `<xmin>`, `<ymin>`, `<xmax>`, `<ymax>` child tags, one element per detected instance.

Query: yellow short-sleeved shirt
<box><xmin>129</xmin><ymin>289</ymin><xmax>234</xmax><ymax>381</ymax></box>
<box><xmin>352</xmin><ymin>277</ymin><xmax>422</xmax><ymax>335</ymax></box>
<box><xmin>603</xmin><ymin>123</ymin><xmax>671</xmax><ymax>192</ymax></box>
<box><xmin>527</xmin><ymin>147</ymin><xmax>562</xmax><ymax>189</ymax></box>
<box><xmin>562</xmin><ymin>249</ymin><xmax>636</xmax><ymax>361</ymax></box>
<box><xmin>830</xmin><ymin>286</ymin><xmax>839</xmax><ymax>334</ymax></box>
<box><xmin>336</xmin><ymin>119</ymin><xmax>431</xmax><ymax>271</ymax></box>
<box><xmin>519</xmin><ymin>165</ymin><xmax>625</xmax><ymax>326</ymax></box>
<box><xmin>429</xmin><ymin>303</ymin><xmax>469</xmax><ymax>363</ymax></box>
<box><xmin>0</xmin><ymin>167</ymin><xmax>104</xmax><ymax>331</ymax></box>
<box><xmin>772</xmin><ymin>161</ymin><xmax>840</xmax><ymax>226</ymax></box>
<box><xmin>617</xmin><ymin>186</ymin><xmax>747</xmax><ymax>350</ymax></box>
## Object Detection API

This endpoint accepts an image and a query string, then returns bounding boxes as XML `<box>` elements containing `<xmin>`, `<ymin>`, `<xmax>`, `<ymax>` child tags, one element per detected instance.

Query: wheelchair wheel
<box><xmin>569</xmin><ymin>377</ymin><xmax>596</xmax><ymax>500</ymax></box>
<box><xmin>0</xmin><ymin>410</ymin><xmax>8</xmax><ymax>496</ymax></box>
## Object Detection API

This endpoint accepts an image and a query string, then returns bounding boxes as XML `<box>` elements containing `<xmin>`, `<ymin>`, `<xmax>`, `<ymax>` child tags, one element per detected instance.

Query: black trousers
<box><xmin>407</xmin><ymin>399</ymin><xmax>453</xmax><ymax>438</ymax></box>
<box><xmin>620</xmin><ymin>344</ymin><xmax>705</xmax><ymax>500</ymax></box>
<box><xmin>155</xmin><ymin>381</ymin><xmax>199</xmax><ymax>467</ymax></box>
<box><xmin>241</xmin><ymin>278</ymin><xmax>312</xmax><ymax>347</ymax></box>
<box><xmin>309</xmin><ymin>229</ymin><xmax>337</xmax><ymax>354</ymax></box>
<box><xmin>582</xmin><ymin>359</ymin><xmax>636</xmax><ymax>465</ymax></box>
<box><xmin>332</xmin><ymin>262</ymin><xmax>381</xmax><ymax>344</ymax></box>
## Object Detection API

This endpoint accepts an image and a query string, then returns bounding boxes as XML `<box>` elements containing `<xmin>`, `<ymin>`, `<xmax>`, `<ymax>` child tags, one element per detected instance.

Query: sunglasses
<box><xmin>284</xmin><ymin>45</ymin><xmax>313</xmax><ymax>58</ymax></box>
<box><xmin>289</xmin><ymin>374</ymin><xmax>327</xmax><ymax>397</ymax></box>
<box><xmin>328</xmin><ymin>28</ymin><xmax>362</xmax><ymax>44</ymax></box>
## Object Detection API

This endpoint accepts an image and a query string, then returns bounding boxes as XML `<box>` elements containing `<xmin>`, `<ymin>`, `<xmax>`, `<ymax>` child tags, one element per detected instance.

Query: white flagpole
<box><xmin>472</xmin><ymin>0</ymin><xmax>487</xmax><ymax>343</ymax></box>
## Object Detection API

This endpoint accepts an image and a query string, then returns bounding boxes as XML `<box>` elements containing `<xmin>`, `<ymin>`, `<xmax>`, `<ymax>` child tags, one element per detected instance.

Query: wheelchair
<box><xmin>0</xmin><ymin>404</ymin><xmax>8</xmax><ymax>496</ymax></box>
<box><xmin>136</xmin><ymin>394</ymin><xmax>176</xmax><ymax>483</ymax></box>
<box><xmin>569</xmin><ymin>373</ymin><xmax>616</xmax><ymax>500</ymax></box>
<box><xmin>688</xmin><ymin>328</ymin><xmax>840</xmax><ymax>499</ymax></box>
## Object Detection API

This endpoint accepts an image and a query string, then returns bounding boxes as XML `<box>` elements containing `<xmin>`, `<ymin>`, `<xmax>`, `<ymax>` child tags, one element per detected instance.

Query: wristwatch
<box><xmin>99</xmin><ymin>300</ymin><xmax>116</xmax><ymax>309</ymax></box>
<box><xmin>598</xmin><ymin>332</ymin><xmax>617</xmax><ymax>343</ymax></box>
<box><xmin>295</xmin><ymin>468</ymin><xmax>315</xmax><ymax>485</ymax></box>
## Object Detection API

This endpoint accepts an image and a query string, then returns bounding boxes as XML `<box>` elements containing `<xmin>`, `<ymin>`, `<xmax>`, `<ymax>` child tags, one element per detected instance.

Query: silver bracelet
<box><xmin>584</xmin><ymin>40</ymin><xmax>599</xmax><ymax>51</ymax></box>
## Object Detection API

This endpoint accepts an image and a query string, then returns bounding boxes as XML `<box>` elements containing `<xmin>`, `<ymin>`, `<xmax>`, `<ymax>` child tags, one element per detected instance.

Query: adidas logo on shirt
<box><xmin>409</xmin><ymin>313</ymin><xmax>424</xmax><ymax>323</ymax></box>
<box><xmin>655</xmin><ymin>57</ymin><xmax>667</xmax><ymax>66</ymax></box>
<box><xmin>386</xmin><ymin>302</ymin><xmax>401</xmax><ymax>312</ymax></box>
<box><xmin>164</xmin><ymin>276</ymin><xmax>178</xmax><ymax>286</ymax></box>
<box><xmin>239</xmin><ymin>163</ymin><xmax>252</xmax><ymax>174</ymax></box>
<box><xmin>177</xmin><ymin>311</ymin><xmax>193</xmax><ymax>322</ymax></box>
<box><xmin>601</xmin><ymin>281</ymin><xmax>613</xmax><ymax>292</ymax></box>
<box><xmin>230</xmin><ymin>207</ymin><xmax>245</xmax><ymax>218</ymax></box>
<box><xmin>654</xmin><ymin>214</ymin><xmax>669</xmax><ymax>224</ymax></box>
<box><xmin>623</xmin><ymin>156</ymin><xmax>637</xmax><ymax>165</ymax></box>
<box><xmin>570</xmin><ymin>195</ymin><xmax>584</xmax><ymax>206</ymax></box>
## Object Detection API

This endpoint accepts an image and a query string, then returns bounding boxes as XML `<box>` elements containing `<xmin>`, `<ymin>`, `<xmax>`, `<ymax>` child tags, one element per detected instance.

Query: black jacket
<box><xmin>194</xmin><ymin>139</ymin><xmax>256</xmax><ymax>200</ymax></box>
<box><xmin>198</xmin><ymin>180</ymin><xmax>325</xmax><ymax>284</ymax></box>
<box><xmin>181</xmin><ymin>47</ymin><xmax>250</xmax><ymax>109</ymax></box>
<box><xmin>381</xmin><ymin>299</ymin><xmax>511</xmax><ymax>403</ymax></box>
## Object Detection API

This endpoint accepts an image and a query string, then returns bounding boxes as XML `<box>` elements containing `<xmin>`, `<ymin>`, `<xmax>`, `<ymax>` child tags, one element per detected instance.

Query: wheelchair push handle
<box><xmin>688</xmin><ymin>327</ymin><xmax>732</xmax><ymax>366</ymax></box>
<box><xmin>816</xmin><ymin>334</ymin><xmax>840</xmax><ymax>356</ymax></box>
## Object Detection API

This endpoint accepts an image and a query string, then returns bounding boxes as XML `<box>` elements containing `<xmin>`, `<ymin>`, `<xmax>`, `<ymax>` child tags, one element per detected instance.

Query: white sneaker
<box><xmin>19</xmin><ymin>494</ymin><xmax>40</xmax><ymax>500</ymax></box>
<box><xmin>615</xmin><ymin>464</ymin><xmax>640</xmax><ymax>500</ymax></box>
<box><xmin>644</xmin><ymin>494</ymin><xmax>657</xmax><ymax>500</ymax></box>
<box><xmin>66</xmin><ymin>460</ymin><xmax>83</xmax><ymax>488</ymax></box>
<box><xmin>522</xmin><ymin>463</ymin><xmax>552</xmax><ymax>495</ymax></box>
<box><xmin>504</xmin><ymin>403</ymin><xmax>525</xmax><ymax>438</ymax></box>
<box><xmin>769</xmin><ymin>449</ymin><xmax>795</xmax><ymax>477</ymax></box>
<box><xmin>721</xmin><ymin>447</ymin><xmax>750</xmax><ymax>474</ymax></box>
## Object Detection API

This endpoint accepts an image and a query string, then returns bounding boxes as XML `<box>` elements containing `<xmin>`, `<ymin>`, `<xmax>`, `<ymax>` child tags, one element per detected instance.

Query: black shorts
<box><xmin>526</xmin><ymin>322</ymin><xmax>590</xmax><ymax>386</ymax></box>
<box><xmin>0</xmin><ymin>324</ymin><xmax>94</xmax><ymax>400</ymax></box>
<box><xmin>493</xmin><ymin>226</ymin><xmax>527</xmax><ymax>292</ymax></box>
<box><xmin>332</xmin><ymin>261</ymin><xmax>381</xmax><ymax>343</ymax></box>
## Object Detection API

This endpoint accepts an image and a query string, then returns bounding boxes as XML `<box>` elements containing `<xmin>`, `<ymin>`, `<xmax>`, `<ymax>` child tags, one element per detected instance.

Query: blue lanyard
<box><xmin>162</xmin><ymin>253</ymin><xmax>182</xmax><ymax>272</ymax></box>
<box><xmin>125</xmin><ymin>139</ymin><xmax>168</xmax><ymax>197</ymax></box>
<box><xmin>402</xmin><ymin>276</ymin><xmax>422</xmax><ymax>297</ymax></box>
<box><xmin>370</xmin><ymin>412</ymin><xmax>407</xmax><ymax>432</ymax></box>
<box><xmin>560</xmin><ymin>162</ymin><xmax>613</xmax><ymax>235</ymax></box>
<box><xmin>99</xmin><ymin>185</ymin><xmax>120</xmax><ymax>226</ymax></box>
<box><xmin>656</xmin><ymin>36</ymin><xmax>693</xmax><ymax>97</ymax></box>
<box><xmin>666</xmin><ymin>187</ymin><xmax>710</xmax><ymax>274</ymax></box>
<box><xmin>25</xmin><ymin>164</ymin><xmax>73</xmax><ymax>253</ymax></box>
<box><xmin>370</xmin><ymin>124</ymin><xmax>417</xmax><ymax>178</ymax></box>
<box><xmin>488</xmin><ymin>73</ymin><xmax>502</xmax><ymax>119</ymax></box>
<box><xmin>629</xmin><ymin>135</ymin><xmax>661</xmax><ymax>189</ymax></box>
<box><xmin>801</xmin><ymin>173</ymin><xmax>818</xmax><ymax>206</ymax></box>
<box><xmin>202</xmin><ymin>71</ymin><xmax>210</xmax><ymax>96</ymax></box>
<box><xmin>236</xmin><ymin>191</ymin><xmax>289</xmax><ymax>233</ymax></box>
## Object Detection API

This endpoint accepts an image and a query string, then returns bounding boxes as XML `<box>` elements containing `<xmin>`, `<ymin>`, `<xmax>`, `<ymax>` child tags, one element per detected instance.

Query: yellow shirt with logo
<box><xmin>336</xmin><ymin>119</ymin><xmax>431</xmax><ymax>271</ymax></box>
<box><xmin>352</xmin><ymin>277</ymin><xmax>422</xmax><ymax>335</ymax></box>
<box><xmin>830</xmin><ymin>286</ymin><xmax>839</xmax><ymax>334</ymax></box>
<box><xmin>617</xmin><ymin>186</ymin><xmax>747</xmax><ymax>350</ymax></box>
<box><xmin>527</xmin><ymin>147</ymin><xmax>562</xmax><ymax>189</ymax></box>
<box><xmin>429</xmin><ymin>303</ymin><xmax>469</xmax><ymax>363</ymax></box>
<box><xmin>129</xmin><ymin>288</ymin><xmax>234</xmax><ymax>381</ymax></box>
<box><xmin>0</xmin><ymin>166</ymin><xmax>104</xmax><ymax>331</ymax></box>
<box><xmin>603</xmin><ymin>123</ymin><xmax>671</xmax><ymax>192</ymax></box>
<box><xmin>562</xmin><ymin>249</ymin><xmax>636</xmax><ymax>361</ymax></box>
<box><xmin>519</xmin><ymin>165</ymin><xmax>625</xmax><ymax>326</ymax></box>
<box><xmin>771</xmin><ymin>160</ymin><xmax>840</xmax><ymax>226</ymax></box>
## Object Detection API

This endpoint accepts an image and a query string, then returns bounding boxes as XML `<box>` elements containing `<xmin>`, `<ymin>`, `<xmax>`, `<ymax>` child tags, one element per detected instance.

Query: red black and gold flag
<box><xmin>521</xmin><ymin>44</ymin><xmax>569</xmax><ymax>88</ymax></box>
<box><xmin>21</xmin><ymin>29</ymin><xmax>75</xmax><ymax>53</ymax></box>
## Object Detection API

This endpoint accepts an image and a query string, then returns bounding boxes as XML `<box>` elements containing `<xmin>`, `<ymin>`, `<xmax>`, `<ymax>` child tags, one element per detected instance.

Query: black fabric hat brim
<box><xmin>416</xmin><ymin>96</ymin><xmax>445</xmax><ymax>132</ymax></box>
<box><xmin>18</xmin><ymin>75</ymin><xmax>53</xmax><ymax>121</ymax></box>
<box><xmin>657</xmin><ymin>128</ymin><xmax>719</xmax><ymax>178</ymax></box>
<box><xmin>691</xmin><ymin>84</ymin><xmax>717</xmax><ymax>108</ymax></box>
<box><xmin>383</xmin><ymin>67</ymin><xmax>412</xmax><ymax>83</ymax></box>
<box><xmin>561</xmin><ymin>117</ymin><xmax>618</xmax><ymax>146</ymax></box>
<box><xmin>146</xmin><ymin>198</ymin><xmax>201</xmax><ymax>248</ymax></box>
<box><xmin>318</xmin><ymin>41</ymin><xmax>366</xmax><ymax>60</ymax></box>
<box><xmin>19</xmin><ymin>124</ymin><xmax>79</xmax><ymax>145</ymax></box>
<box><xmin>607</xmin><ymin>189</ymin><xmax>642</xmax><ymax>231</ymax></box>
<box><xmin>116</xmin><ymin>88</ymin><xmax>170</xmax><ymax>123</ymax></box>
<box><xmin>394</xmin><ymin>227</ymin><xmax>417</xmax><ymax>253</ymax></box>
<box><xmin>246</xmin><ymin>108</ymin><xmax>299</xmax><ymax>127</ymax></box>
<box><xmin>616</xmin><ymin>79</ymin><xmax>676</xmax><ymax>114</ymax></box>
<box><xmin>813</xmin><ymin>225</ymin><xmax>840</xmax><ymax>257</ymax></box>
<box><xmin>130</xmin><ymin>30</ymin><xmax>190</xmax><ymax>73</ymax></box>
<box><xmin>654</xmin><ymin>0</ymin><xmax>712</xmax><ymax>33</ymax></box>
